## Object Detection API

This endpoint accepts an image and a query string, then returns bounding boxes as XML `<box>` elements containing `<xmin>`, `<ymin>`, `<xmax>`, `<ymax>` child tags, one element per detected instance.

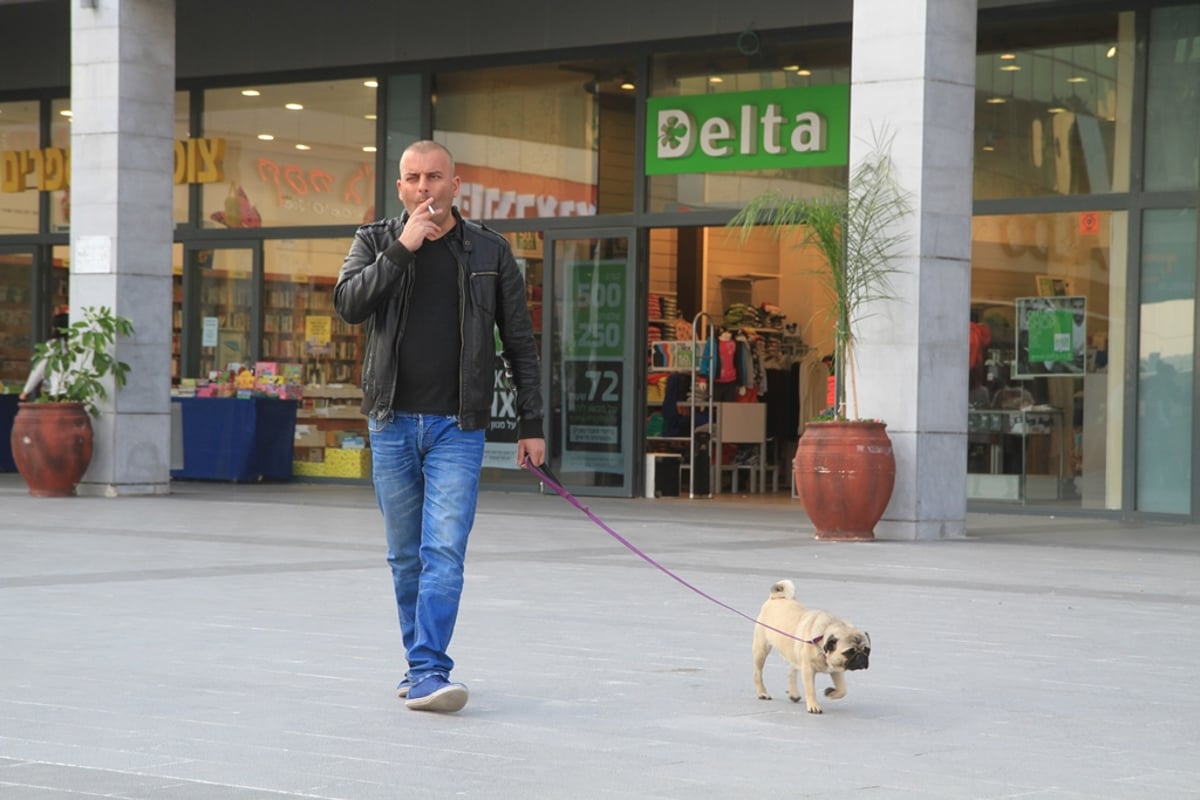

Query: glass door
<box><xmin>545</xmin><ymin>230</ymin><xmax>638</xmax><ymax>496</ymax></box>
<box><xmin>180</xmin><ymin>243</ymin><xmax>259</xmax><ymax>380</ymax></box>
<box><xmin>0</xmin><ymin>247</ymin><xmax>35</xmax><ymax>389</ymax></box>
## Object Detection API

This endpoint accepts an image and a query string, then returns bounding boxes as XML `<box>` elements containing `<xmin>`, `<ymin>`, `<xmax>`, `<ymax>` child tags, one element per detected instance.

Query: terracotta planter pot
<box><xmin>10</xmin><ymin>402</ymin><xmax>94</xmax><ymax>497</ymax></box>
<box><xmin>793</xmin><ymin>420</ymin><xmax>895</xmax><ymax>541</ymax></box>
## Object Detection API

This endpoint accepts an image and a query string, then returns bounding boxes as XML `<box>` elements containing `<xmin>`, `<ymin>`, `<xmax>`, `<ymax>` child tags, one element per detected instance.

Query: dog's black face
<box><xmin>824</xmin><ymin>634</ymin><xmax>871</xmax><ymax>671</ymax></box>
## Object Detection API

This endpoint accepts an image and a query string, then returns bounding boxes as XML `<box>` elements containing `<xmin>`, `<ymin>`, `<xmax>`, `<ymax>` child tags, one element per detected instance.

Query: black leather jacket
<box><xmin>333</xmin><ymin>208</ymin><xmax>544</xmax><ymax>439</ymax></box>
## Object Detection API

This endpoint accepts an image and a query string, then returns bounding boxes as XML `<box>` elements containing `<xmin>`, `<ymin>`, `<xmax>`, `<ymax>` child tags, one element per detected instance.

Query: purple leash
<box><xmin>523</xmin><ymin>459</ymin><xmax>822</xmax><ymax>647</ymax></box>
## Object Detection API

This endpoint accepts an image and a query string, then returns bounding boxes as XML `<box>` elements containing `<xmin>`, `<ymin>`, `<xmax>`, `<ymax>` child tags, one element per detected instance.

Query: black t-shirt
<box><xmin>393</xmin><ymin>236</ymin><xmax>461</xmax><ymax>415</ymax></box>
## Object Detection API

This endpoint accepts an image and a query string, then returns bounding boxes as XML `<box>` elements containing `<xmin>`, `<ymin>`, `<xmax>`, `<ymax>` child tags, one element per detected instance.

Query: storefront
<box><xmin>0</xmin><ymin>0</ymin><xmax>1197</xmax><ymax>519</ymax></box>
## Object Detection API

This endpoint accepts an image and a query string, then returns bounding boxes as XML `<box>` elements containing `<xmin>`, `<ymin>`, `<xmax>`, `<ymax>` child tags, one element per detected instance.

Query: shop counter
<box><xmin>0</xmin><ymin>394</ymin><xmax>17</xmax><ymax>472</ymax></box>
<box><xmin>171</xmin><ymin>396</ymin><xmax>297</xmax><ymax>482</ymax></box>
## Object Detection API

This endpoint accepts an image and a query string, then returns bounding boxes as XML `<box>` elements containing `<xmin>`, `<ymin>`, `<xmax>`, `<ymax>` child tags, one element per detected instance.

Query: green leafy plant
<box><xmin>729</xmin><ymin>128</ymin><xmax>913</xmax><ymax>420</ymax></box>
<box><xmin>28</xmin><ymin>305</ymin><xmax>135</xmax><ymax>416</ymax></box>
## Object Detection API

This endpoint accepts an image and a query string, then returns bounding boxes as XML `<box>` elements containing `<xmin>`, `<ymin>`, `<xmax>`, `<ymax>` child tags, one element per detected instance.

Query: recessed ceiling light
<box><xmin>982</xmin><ymin>143</ymin><xmax>995</xmax><ymax>152</ymax></box>
<box><xmin>1000</xmin><ymin>53</ymin><xmax>1017</xmax><ymax>60</ymax></box>
<box><xmin>257</xmin><ymin>133</ymin><xmax>274</xmax><ymax>141</ymax></box>
<box><xmin>1067</xmin><ymin>76</ymin><xmax>1087</xmax><ymax>83</ymax></box>
<box><xmin>619</xmin><ymin>80</ymin><xmax>635</xmax><ymax>91</ymax></box>
<box><xmin>364</xmin><ymin>114</ymin><xmax>377</xmax><ymax>121</ymax></box>
<box><xmin>986</xmin><ymin>97</ymin><xmax>1007</xmax><ymax>104</ymax></box>
<box><xmin>285</xmin><ymin>103</ymin><xmax>303</xmax><ymax>111</ymax></box>
<box><xmin>59</xmin><ymin>109</ymin><xmax>72</xmax><ymax>117</ymax></box>
<box><xmin>1106</xmin><ymin>45</ymin><xmax>1117</xmax><ymax>58</ymax></box>
<box><xmin>241</xmin><ymin>89</ymin><xmax>261</xmax><ymax>97</ymax></box>
<box><xmin>1048</xmin><ymin>106</ymin><xmax>1068</xmax><ymax>114</ymax></box>
<box><xmin>782</xmin><ymin>64</ymin><xmax>800</xmax><ymax>71</ymax></box>
<box><xmin>1000</xmin><ymin>64</ymin><xmax>1021</xmax><ymax>72</ymax></box>
<box><xmin>363</xmin><ymin>80</ymin><xmax>378</xmax><ymax>88</ymax></box>
<box><xmin>295</xmin><ymin>144</ymin><xmax>311</xmax><ymax>151</ymax></box>
<box><xmin>708</xmin><ymin>75</ymin><xmax>724</xmax><ymax>84</ymax></box>
<box><xmin>362</xmin><ymin>146</ymin><xmax>377</xmax><ymax>153</ymax></box>
<box><xmin>795</xmin><ymin>68</ymin><xmax>812</xmax><ymax>77</ymax></box>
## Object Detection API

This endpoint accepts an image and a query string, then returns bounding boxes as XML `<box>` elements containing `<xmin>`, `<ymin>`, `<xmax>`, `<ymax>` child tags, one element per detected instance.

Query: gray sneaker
<box><xmin>405</xmin><ymin>675</ymin><xmax>469</xmax><ymax>712</ymax></box>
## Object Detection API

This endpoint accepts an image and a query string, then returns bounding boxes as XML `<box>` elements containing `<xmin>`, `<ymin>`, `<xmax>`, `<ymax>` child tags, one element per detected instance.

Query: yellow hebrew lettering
<box><xmin>1</xmin><ymin>150</ymin><xmax>24</xmax><ymax>192</ymax></box>
<box><xmin>196</xmin><ymin>138</ymin><xmax>225</xmax><ymax>183</ymax></box>
<box><xmin>174</xmin><ymin>139</ymin><xmax>188</xmax><ymax>184</ymax></box>
<box><xmin>42</xmin><ymin>148</ymin><xmax>67</xmax><ymax>191</ymax></box>
<box><xmin>24</xmin><ymin>150</ymin><xmax>43</xmax><ymax>191</ymax></box>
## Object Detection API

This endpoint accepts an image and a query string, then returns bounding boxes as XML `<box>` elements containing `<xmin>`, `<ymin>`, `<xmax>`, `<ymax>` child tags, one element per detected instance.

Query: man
<box><xmin>334</xmin><ymin>140</ymin><xmax>545</xmax><ymax>713</ymax></box>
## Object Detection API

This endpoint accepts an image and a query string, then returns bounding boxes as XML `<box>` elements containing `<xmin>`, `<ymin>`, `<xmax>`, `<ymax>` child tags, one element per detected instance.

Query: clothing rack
<box><xmin>688</xmin><ymin>311</ymin><xmax>718</xmax><ymax>499</ymax></box>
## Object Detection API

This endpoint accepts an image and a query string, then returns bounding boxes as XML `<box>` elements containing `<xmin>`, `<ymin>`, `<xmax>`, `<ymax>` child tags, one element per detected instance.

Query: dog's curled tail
<box><xmin>769</xmin><ymin>579</ymin><xmax>795</xmax><ymax>600</ymax></box>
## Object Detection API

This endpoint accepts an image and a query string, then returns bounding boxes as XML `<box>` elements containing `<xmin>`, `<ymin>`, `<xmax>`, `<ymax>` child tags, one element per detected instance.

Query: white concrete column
<box><xmin>850</xmin><ymin>0</ymin><xmax>977</xmax><ymax>539</ymax></box>
<box><xmin>71</xmin><ymin>0</ymin><xmax>175</xmax><ymax>496</ymax></box>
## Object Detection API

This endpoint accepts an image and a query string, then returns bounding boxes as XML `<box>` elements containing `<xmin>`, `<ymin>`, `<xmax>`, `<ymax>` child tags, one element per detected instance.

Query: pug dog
<box><xmin>752</xmin><ymin>579</ymin><xmax>871</xmax><ymax>714</ymax></box>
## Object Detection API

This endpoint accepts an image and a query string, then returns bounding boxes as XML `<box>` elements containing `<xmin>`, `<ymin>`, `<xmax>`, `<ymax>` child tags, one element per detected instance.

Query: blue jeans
<box><xmin>368</xmin><ymin>412</ymin><xmax>485</xmax><ymax>682</ymax></box>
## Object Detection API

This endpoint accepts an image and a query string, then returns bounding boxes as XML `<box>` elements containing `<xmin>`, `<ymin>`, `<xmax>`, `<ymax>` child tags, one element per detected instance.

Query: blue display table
<box><xmin>0</xmin><ymin>394</ymin><xmax>17</xmax><ymax>472</ymax></box>
<box><xmin>171</xmin><ymin>397</ymin><xmax>297</xmax><ymax>482</ymax></box>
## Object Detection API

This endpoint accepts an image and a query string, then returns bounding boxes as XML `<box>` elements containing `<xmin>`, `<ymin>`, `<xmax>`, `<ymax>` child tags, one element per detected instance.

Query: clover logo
<box><xmin>659</xmin><ymin>114</ymin><xmax>689</xmax><ymax>150</ymax></box>
<box><xmin>655</xmin><ymin>110</ymin><xmax>695</xmax><ymax>159</ymax></box>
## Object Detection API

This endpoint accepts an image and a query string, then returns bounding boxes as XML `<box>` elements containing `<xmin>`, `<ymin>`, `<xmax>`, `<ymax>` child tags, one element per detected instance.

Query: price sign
<box><xmin>566</xmin><ymin>260</ymin><xmax>625</xmax><ymax>358</ymax></box>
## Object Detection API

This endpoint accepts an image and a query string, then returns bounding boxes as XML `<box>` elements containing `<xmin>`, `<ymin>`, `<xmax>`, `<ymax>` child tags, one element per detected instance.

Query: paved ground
<box><xmin>1</xmin><ymin>472</ymin><xmax>1198</xmax><ymax>799</ymax></box>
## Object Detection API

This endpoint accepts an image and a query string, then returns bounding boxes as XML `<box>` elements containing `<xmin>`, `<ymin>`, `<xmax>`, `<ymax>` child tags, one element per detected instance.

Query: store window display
<box><xmin>201</xmin><ymin>79</ymin><xmax>378</xmax><ymax>229</ymax></box>
<box><xmin>968</xmin><ymin>211</ymin><xmax>1126</xmax><ymax>507</ymax></box>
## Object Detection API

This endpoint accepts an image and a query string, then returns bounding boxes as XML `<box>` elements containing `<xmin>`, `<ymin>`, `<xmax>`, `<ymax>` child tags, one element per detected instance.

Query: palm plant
<box><xmin>729</xmin><ymin>129</ymin><xmax>912</xmax><ymax>419</ymax></box>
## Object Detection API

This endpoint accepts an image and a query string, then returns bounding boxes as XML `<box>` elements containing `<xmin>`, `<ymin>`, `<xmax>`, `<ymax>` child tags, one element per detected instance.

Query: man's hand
<box><xmin>399</xmin><ymin>199</ymin><xmax>442</xmax><ymax>252</ymax></box>
<box><xmin>516</xmin><ymin>437</ymin><xmax>546</xmax><ymax>468</ymax></box>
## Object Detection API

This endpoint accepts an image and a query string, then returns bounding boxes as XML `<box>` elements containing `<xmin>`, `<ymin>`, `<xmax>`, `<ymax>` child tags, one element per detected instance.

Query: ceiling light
<box><xmin>1000</xmin><ymin>52</ymin><xmax>1017</xmax><ymax>60</ymax></box>
<box><xmin>241</xmin><ymin>89</ymin><xmax>260</xmax><ymax>97</ymax></box>
<box><xmin>782</xmin><ymin>64</ymin><xmax>800</xmax><ymax>71</ymax></box>
<box><xmin>618</xmin><ymin>79</ymin><xmax>635</xmax><ymax>91</ymax></box>
<box><xmin>364</xmin><ymin>113</ymin><xmax>377</xmax><ymax>121</ymax></box>
<box><xmin>363</xmin><ymin>79</ymin><xmax>378</xmax><ymax>88</ymax></box>
<box><xmin>295</xmin><ymin>144</ymin><xmax>311</xmax><ymax>151</ymax></box>
<box><xmin>362</xmin><ymin>146</ymin><xmax>377</xmax><ymax>153</ymax></box>
<box><xmin>59</xmin><ymin>109</ymin><xmax>72</xmax><ymax>117</ymax></box>
<box><xmin>257</xmin><ymin>133</ymin><xmax>274</xmax><ymax>141</ymax></box>
<box><xmin>1000</xmin><ymin>64</ymin><xmax>1021</xmax><ymax>72</ymax></box>
<box><xmin>986</xmin><ymin>97</ymin><xmax>1007</xmax><ymax>104</ymax></box>
<box><xmin>795</xmin><ymin>68</ymin><xmax>812</xmax><ymax>76</ymax></box>
<box><xmin>1067</xmin><ymin>76</ymin><xmax>1087</xmax><ymax>83</ymax></box>
<box><xmin>1048</xmin><ymin>106</ymin><xmax>1068</xmax><ymax>114</ymax></box>
<box><xmin>1106</xmin><ymin>45</ymin><xmax>1117</xmax><ymax>58</ymax></box>
<box><xmin>285</xmin><ymin>103</ymin><xmax>303</xmax><ymax>111</ymax></box>
<box><xmin>708</xmin><ymin>75</ymin><xmax>724</xmax><ymax>84</ymax></box>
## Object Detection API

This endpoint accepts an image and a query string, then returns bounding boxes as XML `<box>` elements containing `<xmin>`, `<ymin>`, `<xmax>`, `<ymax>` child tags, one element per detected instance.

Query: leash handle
<box><xmin>521</xmin><ymin>458</ymin><xmax>823</xmax><ymax>647</ymax></box>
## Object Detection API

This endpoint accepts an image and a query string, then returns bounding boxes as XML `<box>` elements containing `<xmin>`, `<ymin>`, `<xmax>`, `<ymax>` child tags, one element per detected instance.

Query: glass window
<box><xmin>432</xmin><ymin>61</ymin><xmax>633</xmax><ymax>219</ymax></box>
<box><xmin>1136</xmin><ymin>209</ymin><xmax>1195</xmax><ymax>514</ymax></box>
<box><xmin>49</xmin><ymin>99</ymin><xmax>70</xmax><ymax>233</ymax></box>
<box><xmin>174</xmin><ymin>91</ymin><xmax>190</xmax><ymax>226</ymax></box>
<box><xmin>0</xmin><ymin>101</ymin><xmax>41</xmax><ymax>235</ymax></box>
<box><xmin>263</xmin><ymin>238</ymin><xmax>362</xmax><ymax>385</ymax></box>
<box><xmin>975</xmin><ymin>11</ymin><xmax>1133</xmax><ymax>199</ymax></box>
<box><xmin>202</xmin><ymin>79</ymin><xmax>377</xmax><ymax>229</ymax></box>
<box><xmin>968</xmin><ymin>211</ymin><xmax>1127</xmax><ymax>508</ymax></box>
<box><xmin>195</xmin><ymin>247</ymin><xmax>254</xmax><ymax>379</ymax></box>
<box><xmin>648</xmin><ymin>39</ymin><xmax>850</xmax><ymax>213</ymax></box>
<box><xmin>1143</xmin><ymin>6</ymin><xmax>1200</xmax><ymax>192</ymax></box>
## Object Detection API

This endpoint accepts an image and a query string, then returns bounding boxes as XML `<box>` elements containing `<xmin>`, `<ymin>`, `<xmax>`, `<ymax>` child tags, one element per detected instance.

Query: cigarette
<box><xmin>428</xmin><ymin>205</ymin><xmax>437</xmax><ymax>215</ymax></box>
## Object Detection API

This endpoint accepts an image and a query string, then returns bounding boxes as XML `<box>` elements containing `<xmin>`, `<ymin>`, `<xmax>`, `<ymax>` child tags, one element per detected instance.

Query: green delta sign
<box><xmin>645</xmin><ymin>85</ymin><xmax>849</xmax><ymax>175</ymax></box>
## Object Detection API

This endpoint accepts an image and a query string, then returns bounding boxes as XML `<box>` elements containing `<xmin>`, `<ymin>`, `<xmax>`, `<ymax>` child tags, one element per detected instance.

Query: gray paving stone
<box><xmin>1</xmin><ymin>474</ymin><xmax>1198</xmax><ymax>799</ymax></box>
